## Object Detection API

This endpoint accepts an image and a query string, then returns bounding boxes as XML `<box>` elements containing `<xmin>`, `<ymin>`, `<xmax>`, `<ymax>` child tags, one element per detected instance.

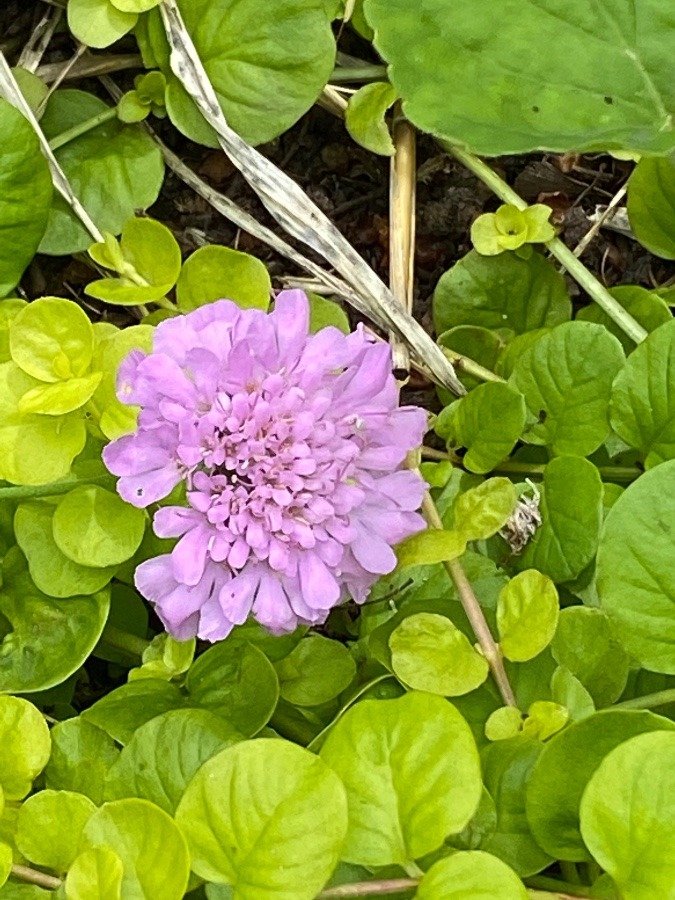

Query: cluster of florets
<box><xmin>104</xmin><ymin>291</ymin><xmax>427</xmax><ymax>641</ymax></box>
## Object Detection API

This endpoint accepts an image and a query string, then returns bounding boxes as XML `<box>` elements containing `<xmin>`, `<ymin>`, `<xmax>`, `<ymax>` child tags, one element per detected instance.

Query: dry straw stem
<box><xmin>421</xmin><ymin>491</ymin><xmax>517</xmax><ymax>708</ymax></box>
<box><xmin>17</xmin><ymin>2</ymin><xmax>61</xmax><ymax>73</ymax></box>
<box><xmin>388</xmin><ymin>103</ymin><xmax>417</xmax><ymax>374</ymax></box>
<box><xmin>158</xmin><ymin>0</ymin><xmax>464</xmax><ymax>396</ymax></box>
<box><xmin>0</xmin><ymin>52</ymin><xmax>103</xmax><ymax>245</ymax></box>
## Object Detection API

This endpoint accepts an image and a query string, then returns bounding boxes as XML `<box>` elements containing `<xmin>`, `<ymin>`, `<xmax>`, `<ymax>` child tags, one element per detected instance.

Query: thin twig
<box><xmin>318</xmin><ymin>879</ymin><xmax>418</xmax><ymax>897</ymax></box>
<box><xmin>10</xmin><ymin>865</ymin><xmax>62</xmax><ymax>891</ymax></box>
<box><xmin>38</xmin><ymin>53</ymin><xmax>142</xmax><ymax>83</ymax></box>
<box><xmin>572</xmin><ymin>185</ymin><xmax>627</xmax><ymax>258</ymax></box>
<box><xmin>158</xmin><ymin>0</ymin><xmax>464</xmax><ymax>396</ymax></box>
<box><xmin>421</xmin><ymin>492</ymin><xmax>517</xmax><ymax>707</ymax></box>
<box><xmin>388</xmin><ymin>103</ymin><xmax>416</xmax><ymax>375</ymax></box>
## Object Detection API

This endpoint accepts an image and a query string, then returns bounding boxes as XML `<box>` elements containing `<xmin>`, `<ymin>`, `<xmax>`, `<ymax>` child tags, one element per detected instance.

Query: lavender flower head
<box><xmin>103</xmin><ymin>291</ymin><xmax>427</xmax><ymax>641</ymax></box>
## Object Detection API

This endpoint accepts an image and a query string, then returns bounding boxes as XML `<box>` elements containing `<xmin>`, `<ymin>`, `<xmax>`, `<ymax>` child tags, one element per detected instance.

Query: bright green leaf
<box><xmin>90</xmin><ymin>324</ymin><xmax>153</xmax><ymax>440</ymax></box>
<box><xmin>10</xmin><ymin>297</ymin><xmax>94</xmax><ymax>382</ymax></box>
<box><xmin>176</xmin><ymin>740</ymin><xmax>347</xmax><ymax>898</ymax></box>
<box><xmin>0</xmin><ymin>552</ymin><xmax>110</xmax><ymax>693</ymax></box>
<box><xmin>433</xmin><ymin>250</ymin><xmax>571</xmax><ymax>337</ymax></box>
<box><xmin>0</xmin><ymin>842</ymin><xmax>11</xmax><ymax>889</ymax></box>
<box><xmin>275</xmin><ymin>635</ymin><xmax>356</xmax><ymax>707</ymax></box>
<box><xmin>627</xmin><ymin>156</ymin><xmax>675</xmax><ymax>259</ymax></box>
<box><xmin>389</xmin><ymin>612</ymin><xmax>489</xmax><ymax>695</ymax></box>
<box><xmin>517</xmin><ymin>456</ymin><xmax>602</xmax><ymax>583</ymax></box>
<box><xmin>185</xmin><ymin>642</ymin><xmax>279</xmax><ymax>736</ymax></box>
<box><xmin>65</xmin><ymin>848</ymin><xmax>124</xmax><ymax>900</ymax></box>
<box><xmin>110</xmin><ymin>0</ymin><xmax>162</xmax><ymax>13</ymax></box>
<box><xmin>551</xmin><ymin>607</ymin><xmax>630</xmax><ymax>707</ymax></box>
<box><xmin>345</xmin><ymin>82</ymin><xmax>397</xmax><ymax>155</ymax></box>
<box><xmin>417</xmin><ymin>850</ymin><xmax>528</xmax><ymax>899</ymax></box>
<box><xmin>176</xmin><ymin>245</ymin><xmax>271</xmax><ymax>312</ymax></box>
<box><xmin>521</xmin><ymin>700</ymin><xmax>568</xmax><ymax>741</ymax></box>
<box><xmin>509</xmin><ymin>322</ymin><xmax>625</xmax><ymax>456</ymax></box>
<box><xmin>17</xmin><ymin>372</ymin><xmax>102</xmax><ymax>416</ymax></box>
<box><xmin>596</xmin><ymin>459</ymin><xmax>675</xmax><ymax>674</ymax></box>
<box><xmin>320</xmin><ymin>692</ymin><xmax>481</xmax><ymax>866</ymax></box>
<box><xmin>609</xmin><ymin>319</ymin><xmax>675</xmax><ymax>468</ymax></box>
<box><xmin>307</xmin><ymin>292</ymin><xmax>350</xmax><ymax>334</ymax></box>
<box><xmin>16</xmin><ymin>790</ymin><xmax>96</xmax><ymax>872</ymax></box>
<box><xmin>81</xmin><ymin>798</ymin><xmax>190</xmax><ymax>900</ymax></box>
<box><xmin>67</xmin><ymin>0</ymin><xmax>138</xmax><ymax>48</ymax></box>
<box><xmin>128</xmin><ymin>633</ymin><xmax>195</xmax><ymax>683</ymax></box>
<box><xmin>119</xmin><ymin>217</ymin><xmax>181</xmax><ymax>289</ymax></box>
<box><xmin>104</xmin><ymin>709</ymin><xmax>242</xmax><ymax>814</ymax></box>
<box><xmin>44</xmin><ymin>719</ymin><xmax>120</xmax><ymax>805</ymax></box>
<box><xmin>526</xmin><ymin>709</ymin><xmax>675</xmax><ymax>861</ymax></box>
<box><xmin>452</xmin><ymin>382</ymin><xmax>526</xmax><ymax>474</ymax></box>
<box><xmin>84</xmin><ymin>279</ymin><xmax>172</xmax><ymax>306</ymax></box>
<box><xmin>453</xmin><ymin>477</ymin><xmax>517</xmax><ymax>542</ymax></box>
<box><xmin>497</xmin><ymin>570</ymin><xmax>559</xmax><ymax>663</ymax></box>
<box><xmin>39</xmin><ymin>90</ymin><xmax>164</xmax><ymax>255</ymax></box>
<box><xmin>580</xmin><ymin>732</ymin><xmax>675</xmax><ymax>900</ymax></box>
<box><xmin>0</xmin><ymin>99</ymin><xmax>52</xmax><ymax>298</ymax></box>
<box><xmin>576</xmin><ymin>285</ymin><xmax>672</xmax><ymax>353</ymax></box>
<box><xmin>81</xmin><ymin>680</ymin><xmax>186</xmax><ymax>745</ymax></box>
<box><xmin>52</xmin><ymin>486</ymin><xmax>146</xmax><ymax>568</ymax></box>
<box><xmin>0</xmin><ymin>696</ymin><xmax>51</xmax><ymax>800</ymax></box>
<box><xmin>14</xmin><ymin>502</ymin><xmax>117</xmax><ymax>598</ymax></box>
<box><xmin>485</xmin><ymin>706</ymin><xmax>524</xmax><ymax>742</ymax></box>
<box><xmin>550</xmin><ymin>666</ymin><xmax>595</xmax><ymax>723</ymax></box>
<box><xmin>139</xmin><ymin>0</ymin><xmax>336</xmax><ymax>147</ymax></box>
<box><xmin>471</xmin><ymin>205</ymin><xmax>555</xmax><ymax>256</ymax></box>
<box><xmin>395</xmin><ymin>529</ymin><xmax>466</xmax><ymax>568</ymax></box>
<box><xmin>365</xmin><ymin>0</ymin><xmax>675</xmax><ymax>156</ymax></box>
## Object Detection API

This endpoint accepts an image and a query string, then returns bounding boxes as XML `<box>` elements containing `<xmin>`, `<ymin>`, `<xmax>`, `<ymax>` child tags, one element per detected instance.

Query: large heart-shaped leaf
<box><xmin>365</xmin><ymin>0</ymin><xmax>675</xmax><ymax>155</ymax></box>
<box><xmin>0</xmin><ymin>99</ymin><xmax>52</xmax><ymax>298</ymax></box>
<box><xmin>139</xmin><ymin>0</ymin><xmax>336</xmax><ymax>147</ymax></box>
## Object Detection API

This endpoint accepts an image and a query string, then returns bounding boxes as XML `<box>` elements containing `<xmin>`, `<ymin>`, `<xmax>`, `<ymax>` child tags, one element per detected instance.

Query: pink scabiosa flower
<box><xmin>103</xmin><ymin>291</ymin><xmax>427</xmax><ymax>641</ymax></box>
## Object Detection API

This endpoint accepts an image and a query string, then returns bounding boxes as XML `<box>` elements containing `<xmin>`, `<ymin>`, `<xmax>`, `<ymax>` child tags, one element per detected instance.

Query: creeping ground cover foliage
<box><xmin>0</xmin><ymin>0</ymin><xmax>675</xmax><ymax>898</ymax></box>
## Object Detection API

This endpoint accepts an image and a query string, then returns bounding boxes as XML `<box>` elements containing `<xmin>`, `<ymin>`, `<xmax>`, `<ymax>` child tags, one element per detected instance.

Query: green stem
<box><xmin>10</xmin><ymin>865</ymin><xmax>62</xmax><ymax>891</ymax></box>
<box><xmin>48</xmin><ymin>106</ymin><xmax>118</xmax><ymax>151</ymax></box>
<box><xmin>421</xmin><ymin>491</ymin><xmax>517</xmax><ymax>707</ymax></box>
<box><xmin>493</xmin><ymin>460</ymin><xmax>641</xmax><ymax>485</ymax></box>
<box><xmin>440</xmin><ymin>346</ymin><xmax>505</xmax><ymax>383</ymax></box>
<box><xmin>0</xmin><ymin>474</ymin><xmax>116</xmax><ymax>502</ymax></box>
<box><xmin>614</xmin><ymin>688</ymin><xmax>675</xmax><ymax>710</ymax></box>
<box><xmin>441</xmin><ymin>142</ymin><xmax>648</xmax><ymax>345</ymax></box>
<box><xmin>329</xmin><ymin>65</ymin><xmax>388</xmax><ymax>83</ymax></box>
<box><xmin>268</xmin><ymin>705</ymin><xmax>319</xmax><ymax>746</ymax></box>
<box><xmin>526</xmin><ymin>875</ymin><xmax>591</xmax><ymax>897</ymax></box>
<box><xmin>98</xmin><ymin>624</ymin><xmax>149</xmax><ymax>660</ymax></box>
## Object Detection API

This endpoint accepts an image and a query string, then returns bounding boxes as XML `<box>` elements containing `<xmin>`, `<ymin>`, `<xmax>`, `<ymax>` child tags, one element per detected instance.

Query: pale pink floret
<box><xmin>104</xmin><ymin>291</ymin><xmax>427</xmax><ymax>641</ymax></box>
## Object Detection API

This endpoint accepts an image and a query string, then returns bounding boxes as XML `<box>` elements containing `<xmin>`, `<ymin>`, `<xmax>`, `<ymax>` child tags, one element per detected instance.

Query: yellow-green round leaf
<box><xmin>18</xmin><ymin>372</ymin><xmax>102</xmax><ymax>416</ymax></box>
<box><xmin>580</xmin><ymin>731</ymin><xmax>675</xmax><ymax>900</ymax></box>
<box><xmin>52</xmin><ymin>486</ymin><xmax>146</xmax><ymax>568</ymax></box>
<box><xmin>390</xmin><ymin>613</ymin><xmax>489</xmax><ymax>696</ymax></box>
<box><xmin>345</xmin><ymin>82</ymin><xmax>396</xmax><ymax>155</ymax></box>
<box><xmin>65</xmin><ymin>848</ymin><xmax>124</xmax><ymax>900</ymax></box>
<box><xmin>176</xmin><ymin>740</ymin><xmax>347</xmax><ymax>899</ymax></box>
<box><xmin>0</xmin><ymin>696</ymin><xmax>51</xmax><ymax>800</ymax></box>
<box><xmin>67</xmin><ymin>0</ymin><xmax>138</xmax><ymax>49</ymax></box>
<box><xmin>417</xmin><ymin>850</ymin><xmax>528</xmax><ymax>899</ymax></box>
<box><xmin>81</xmin><ymin>799</ymin><xmax>190</xmax><ymax>900</ymax></box>
<box><xmin>453</xmin><ymin>477</ymin><xmax>517</xmax><ymax>541</ymax></box>
<box><xmin>176</xmin><ymin>245</ymin><xmax>271</xmax><ymax>312</ymax></box>
<box><xmin>497</xmin><ymin>570</ymin><xmax>559</xmax><ymax>662</ymax></box>
<box><xmin>16</xmin><ymin>790</ymin><xmax>96</xmax><ymax>872</ymax></box>
<box><xmin>396</xmin><ymin>529</ymin><xmax>466</xmax><ymax>568</ymax></box>
<box><xmin>10</xmin><ymin>297</ymin><xmax>94</xmax><ymax>382</ymax></box>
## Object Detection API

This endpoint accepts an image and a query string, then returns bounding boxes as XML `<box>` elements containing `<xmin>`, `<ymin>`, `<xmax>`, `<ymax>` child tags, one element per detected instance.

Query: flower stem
<box><xmin>329</xmin><ymin>65</ymin><xmax>388</xmax><ymax>83</ymax></box>
<box><xmin>318</xmin><ymin>879</ymin><xmax>419</xmax><ymax>897</ymax></box>
<box><xmin>614</xmin><ymin>688</ymin><xmax>675</xmax><ymax>710</ymax></box>
<box><xmin>10</xmin><ymin>865</ymin><xmax>62</xmax><ymax>891</ymax></box>
<box><xmin>48</xmin><ymin>106</ymin><xmax>118</xmax><ymax>151</ymax></box>
<box><xmin>441</xmin><ymin>141</ymin><xmax>648</xmax><ymax>345</ymax></box>
<box><xmin>526</xmin><ymin>875</ymin><xmax>592</xmax><ymax>897</ymax></box>
<box><xmin>0</xmin><ymin>474</ymin><xmax>116</xmax><ymax>501</ymax></box>
<box><xmin>98</xmin><ymin>624</ymin><xmax>149</xmax><ymax>660</ymax></box>
<box><xmin>421</xmin><ymin>491</ymin><xmax>517</xmax><ymax>707</ymax></box>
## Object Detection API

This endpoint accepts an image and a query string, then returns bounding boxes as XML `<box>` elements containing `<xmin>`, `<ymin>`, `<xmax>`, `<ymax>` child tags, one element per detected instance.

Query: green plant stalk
<box><xmin>614</xmin><ymin>688</ymin><xmax>675</xmax><ymax>710</ymax></box>
<box><xmin>440</xmin><ymin>346</ymin><xmax>505</xmax><ymax>383</ymax></box>
<box><xmin>48</xmin><ymin>106</ymin><xmax>118</xmax><ymax>151</ymax></box>
<box><xmin>0</xmin><ymin>473</ymin><xmax>116</xmax><ymax>501</ymax></box>
<box><xmin>329</xmin><ymin>64</ymin><xmax>388</xmax><ymax>83</ymax></box>
<box><xmin>318</xmin><ymin>879</ymin><xmax>418</xmax><ymax>897</ymax></box>
<box><xmin>98</xmin><ymin>624</ymin><xmax>150</xmax><ymax>659</ymax></box>
<box><xmin>441</xmin><ymin>142</ymin><xmax>648</xmax><ymax>345</ymax></box>
<box><xmin>526</xmin><ymin>875</ymin><xmax>593</xmax><ymax>897</ymax></box>
<box><xmin>421</xmin><ymin>491</ymin><xmax>517</xmax><ymax>707</ymax></box>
